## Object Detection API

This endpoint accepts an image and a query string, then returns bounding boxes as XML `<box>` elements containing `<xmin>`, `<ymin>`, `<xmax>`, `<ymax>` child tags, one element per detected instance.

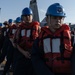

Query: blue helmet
<box><xmin>0</xmin><ymin>23</ymin><xmax>2</xmax><ymax>26</ymax></box>
<box><xmin>22</xmin><ymin>7</ymin><xmax>33</xmax><ymax>16</ymax></box>
<box><xmin>8</xmin><ymin>19</ymin><xmax>13</xmax><ymax>23</ymax></box>
<box><xmin>46</xmin><ymin>3</ymin><xmax>66</xmax><ymax>17</ymax></box>
<box><xmin>15</xmin><ymin>17</ymin><xmax>21</xmax><ymax>23</ymax></box>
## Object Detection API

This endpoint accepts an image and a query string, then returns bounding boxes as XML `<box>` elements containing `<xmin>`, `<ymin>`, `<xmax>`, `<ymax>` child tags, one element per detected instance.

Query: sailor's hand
<box><xmin>13</xmin><ymin>43</ymin><xmax>17</xmax><ymax>48</ymax></box>
<box><xmin>10</xmin><ymin>38</ymin><xmax>13</xmax><ymax>42</ymax></box>
<box><xmin>23</xmin><ymin>51</ymin><xmax>31</xmax><ymax>59</ymax></box>
<box><xmin>17</xmin><ymin>45</ymin><xmax>31</xmax><ymax>59</ymax></box>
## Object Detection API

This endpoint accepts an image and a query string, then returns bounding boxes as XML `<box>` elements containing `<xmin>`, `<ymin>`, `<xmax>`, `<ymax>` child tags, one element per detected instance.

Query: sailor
<box><xmin>31</xmin><ymin>3</ymin><xmax>73</xmax><ymax>75</ymax></box>
<box><xmin>1</xmin><ymin>19</ymin><xmax>17</xmax><ymax>75</ymax></box>
<box><xmin>13</xmin><ymin>7</ymin><xmax>40</xmax><ymax>75</ymax></box>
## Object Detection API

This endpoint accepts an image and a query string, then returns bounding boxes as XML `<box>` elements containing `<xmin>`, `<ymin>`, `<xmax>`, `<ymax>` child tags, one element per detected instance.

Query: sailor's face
<box><xmin>23</xmin><ymin>15</ymin><xmax>33</xmax><ymax>23</ymax></box>
<box><xmin>47</xmin><ymin>16</ymin><xmax>64</xmax><ymax>30</ymax></box>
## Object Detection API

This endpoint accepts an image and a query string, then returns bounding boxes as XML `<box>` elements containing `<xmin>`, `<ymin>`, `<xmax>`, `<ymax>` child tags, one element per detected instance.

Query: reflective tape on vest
<box><xmin>12</xmin><ymin>29</ymin><xmax>16</xmax><ymax>34</ymax></box>
<box><xmin>21</xmin><ymin>29</ymin><xmax>31</xmax><ymax>37</ymax></box>
<box><xmin>43</xmin><ymin>38</ymin><xmax>60</xmax><ymax>53</ymax></box>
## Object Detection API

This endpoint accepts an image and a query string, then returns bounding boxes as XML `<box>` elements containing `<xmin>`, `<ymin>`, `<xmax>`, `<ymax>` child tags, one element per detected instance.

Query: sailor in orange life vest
<box><xmin>1</xmin><ymin>17</ymin><xmax>22</xmax><ymax>75</ymax></box>
<box><xmin>31</xmin><ymin>3</ymin><xmax>73</xmax><ymax>75</ymax></box>
<box><xmin>13</xmin><ymin>7</ymin><xmax>40</xmax><ymax>75</ymax></box>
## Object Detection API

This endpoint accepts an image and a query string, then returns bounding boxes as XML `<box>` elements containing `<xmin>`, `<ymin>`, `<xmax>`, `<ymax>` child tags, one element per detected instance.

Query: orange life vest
<box><xmin>39</xmin><ymin>24</ymin><xmax>72</xmax><ymax>73</ymax></box>
<box><xmin>14</xmin><ymin>21</ymin><xmax>40</xmax><ymax>50</ymax></box>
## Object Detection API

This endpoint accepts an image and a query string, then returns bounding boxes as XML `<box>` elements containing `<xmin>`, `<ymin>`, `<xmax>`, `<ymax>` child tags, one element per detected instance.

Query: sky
<box><xmin>0</xmin><ymin>0</ymin><xmax>75</xmax><ymax>24</ymax></box>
